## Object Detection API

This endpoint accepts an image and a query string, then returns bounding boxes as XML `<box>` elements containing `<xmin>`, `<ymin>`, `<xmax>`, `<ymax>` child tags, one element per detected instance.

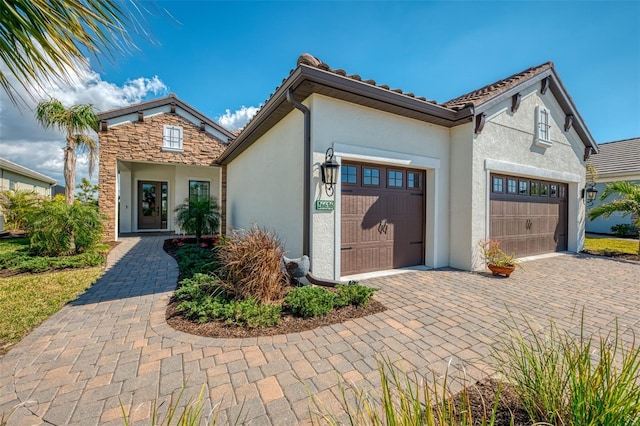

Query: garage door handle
<box><xmin>341</xmin><ymin>247</ymin><xmax>352</xmax><ymax>251</ymax></box>
<box><xmin>526</xmin><ymin>219</ymin><xmax>532</xmax><ymax>230</ymax></box>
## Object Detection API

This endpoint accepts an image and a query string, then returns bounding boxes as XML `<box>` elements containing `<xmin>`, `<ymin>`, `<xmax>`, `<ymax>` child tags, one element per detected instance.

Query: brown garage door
<box><xmin>490</xmin><ymin>174</ymin><xmax>568</xmax><ymax>257</ymax></box>
<box><xmin>341</xmin><ymin>162</ymin><xmax>425</xmax><ymax>275</ymax></box>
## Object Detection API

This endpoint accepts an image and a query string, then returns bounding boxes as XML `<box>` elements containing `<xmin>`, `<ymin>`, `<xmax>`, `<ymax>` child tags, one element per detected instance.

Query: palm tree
<box><xmin>35</xmin><ymin>98</ymin><xmax>99</xmax><ymax>205</ymax></box>
<box><xmin>588</xmin><ymin>181</ymin><xmax>640</xmax><ymax>254</ymax></box>
<box><xmin>0</xmin><ymin>0</ymin><xmax>136</xmax><ymax>104</ymax></box>
<box><xmin>175</xmin><ymin>196</ymin><xmax>221</xmax><ymax>243</ymax></box>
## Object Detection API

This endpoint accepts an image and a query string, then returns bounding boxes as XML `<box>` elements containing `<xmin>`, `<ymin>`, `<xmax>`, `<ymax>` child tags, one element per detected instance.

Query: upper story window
<box><xmin>163</xmin><ymin>125</ymin><xmax>183</xmax><ymax>151</ymax></box>
<box><xmin>535</xmin><ymin>106</ymin><xmax>552</xmax><ymax>148</ymax></box>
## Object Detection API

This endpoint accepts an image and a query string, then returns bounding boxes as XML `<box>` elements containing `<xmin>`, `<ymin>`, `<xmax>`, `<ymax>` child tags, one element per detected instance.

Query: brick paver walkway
<box><xmin>1</xmin><ymin>236</ymin><xmax>638</xmax><ymax>425</ymax></box>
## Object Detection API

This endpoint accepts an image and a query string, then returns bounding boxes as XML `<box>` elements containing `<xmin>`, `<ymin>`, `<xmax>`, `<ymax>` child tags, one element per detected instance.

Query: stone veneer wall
<box><xmin>98</xmin><ymin>113</ymin><xmax>228</xmax><ymax>241</ymax></box>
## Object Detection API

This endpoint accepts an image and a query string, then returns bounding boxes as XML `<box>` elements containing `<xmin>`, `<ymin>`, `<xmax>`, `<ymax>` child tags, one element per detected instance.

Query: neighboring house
<box><xmin>586</xmin><ymin>137</ymin><xmax>640</xmax><ymax>234</ymax></box>
<box><xmin>97</xmin><ymin>94</ymin><xmax>235</xmax><ymax>241</ymax></box>
<box><xmin>98</xmin><ymin>54</ymin><xmax>598</xmax><ymax>278</ymax></box>
<box><xmin>0</xmin><ymin>157</ymin><xmax>57</xmax><ymax>231</ymax></box>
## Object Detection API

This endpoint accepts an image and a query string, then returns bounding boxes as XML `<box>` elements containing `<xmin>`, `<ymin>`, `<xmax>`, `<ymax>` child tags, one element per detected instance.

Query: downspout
<box><xmin>285</xmin><ymin>88</ymin><xmax>311</xmax><ymax>258</ymax></box>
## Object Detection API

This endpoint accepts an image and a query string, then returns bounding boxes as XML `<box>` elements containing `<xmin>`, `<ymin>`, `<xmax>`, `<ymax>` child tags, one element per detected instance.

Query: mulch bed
<box><xmin>582</xmin><ymin>249</ymin><xmax>640</xmax><ymax>262</ymax></box>
<box><xmin>458</xmin><ymin>378</ymin><xmax>532</xmax><ymax>425</ymax></box>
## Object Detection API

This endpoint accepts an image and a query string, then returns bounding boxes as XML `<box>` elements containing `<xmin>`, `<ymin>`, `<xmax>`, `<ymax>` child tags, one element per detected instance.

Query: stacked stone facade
<box><xmin>98</xmin><ymin>113</ymin><xmax>228</xmax><ymax>241</ymax></box>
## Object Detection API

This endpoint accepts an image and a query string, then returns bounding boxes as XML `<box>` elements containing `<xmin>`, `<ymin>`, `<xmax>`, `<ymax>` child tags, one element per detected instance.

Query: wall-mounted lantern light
<box><xmin>582</xmin><ymin>181</ymin><xmax>598</xmax><ymax>205</ymax></box>
<box><xmin>321</xmin><ymin>147</ymin><xmax>340</xmax><ymax>196</ymax></box>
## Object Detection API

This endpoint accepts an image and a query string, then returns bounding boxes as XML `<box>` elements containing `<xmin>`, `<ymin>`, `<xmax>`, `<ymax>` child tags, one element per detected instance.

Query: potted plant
<box><xmin>478</xmin><ymin>239</ymin><xmax>522</xmax><ymax>277</ymax></box>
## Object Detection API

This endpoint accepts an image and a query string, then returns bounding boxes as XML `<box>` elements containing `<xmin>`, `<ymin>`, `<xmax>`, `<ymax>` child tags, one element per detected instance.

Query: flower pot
<box><xmin>487</xmin><ymin>263</ymin><xmax>516</xmax><ymax>277</ymax></box>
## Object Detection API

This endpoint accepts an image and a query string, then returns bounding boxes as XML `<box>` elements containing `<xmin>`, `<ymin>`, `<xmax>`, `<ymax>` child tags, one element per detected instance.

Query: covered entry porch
<box><xmin>116</xmin><ymin>160</ymin><xmax>222</xmax><ymax>238</ymax></box>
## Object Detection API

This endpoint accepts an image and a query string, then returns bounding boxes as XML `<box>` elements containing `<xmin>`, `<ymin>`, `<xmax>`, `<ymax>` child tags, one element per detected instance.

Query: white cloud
<box><xmin>216</xmin><ymin>105</ymin><xmax>259</xmax><ymax>131</ymax></box>
<box><xmin>0</xmin><ymin>59</ymin><xmax>167</xmax><ymax>188</ymax></box>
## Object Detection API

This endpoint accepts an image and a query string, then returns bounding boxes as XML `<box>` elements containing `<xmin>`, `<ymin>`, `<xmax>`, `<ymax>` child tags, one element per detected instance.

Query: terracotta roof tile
<box><xmin>296</xmin><ymin>53</ymin><xmax>439</xmax><ymax>104</ymax></box>
<box><xmin>441</xmin><ymin>62</ymin><xmax>554</xmax><ymax>110</ymax></box>
<box><xmin>589</xmin><ymin>137</ymin><xmax>640</xmax><ymax>178</ymax></box>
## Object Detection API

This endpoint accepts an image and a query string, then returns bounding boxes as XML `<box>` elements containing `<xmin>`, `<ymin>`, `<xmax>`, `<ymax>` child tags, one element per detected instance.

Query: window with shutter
<box><xmin>534</xmin><ymin>106</ymin><xmax>552</xmax><ymax>148</ymax></box>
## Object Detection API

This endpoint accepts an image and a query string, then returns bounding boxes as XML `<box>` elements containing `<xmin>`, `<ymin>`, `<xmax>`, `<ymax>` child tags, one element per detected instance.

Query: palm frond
<box><xmin>0</xmin><ymin>0</ymin><xmax>140</xmax><ymax>104</ymax></box>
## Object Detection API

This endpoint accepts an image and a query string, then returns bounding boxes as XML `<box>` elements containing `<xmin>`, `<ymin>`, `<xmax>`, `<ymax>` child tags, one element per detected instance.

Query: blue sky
<box><xmin>105</xmin><ymin>0</ymin><xmax>639</xmax><ymax>141</ymax></box>
<box><xmin>1</xmin><ymin>1</ymin><xmax>638</xmax><ymax>185</ymax></box>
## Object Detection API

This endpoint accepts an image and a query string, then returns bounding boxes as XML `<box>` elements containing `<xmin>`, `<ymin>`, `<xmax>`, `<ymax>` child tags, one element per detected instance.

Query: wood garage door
<box><xmin>490</xmin><ymin>174</ymin><xmax>568</xmax><ymax>258</ymax></box>
<box><xmin>341</xmin><ymin>162</ymin><xmax>425</xmax><ymax>276</ymax></box>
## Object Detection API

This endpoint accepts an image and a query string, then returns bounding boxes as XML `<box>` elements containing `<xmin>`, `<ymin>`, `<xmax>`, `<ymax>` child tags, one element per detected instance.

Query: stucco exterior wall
<box><xmin>308</xmin><ymin>94</ymin><xmax>451</xmax><ymax>279</ymax></box>
<box><xmin>225</xmin><ymin>110</ymin><xmax>304</xmax><ymax>256</ymax></box>
<box><xmin>471</xmin><ymin>83</ymin><xmax>587</xmax><ymax>269</ymax></box>
<box><xmin>449</xmin><ymin>123</ymin><xmax>474</xmax><ymax>269</ymax></box>
<box><xmin>0</xmin><ymin>170</ymin><xmax>52</xmax><ymax>196</ymax></box>
<box><xmin>98</xmin><ymin>113</ymin><xmax>227</xmax><ymax>240</ymax></box>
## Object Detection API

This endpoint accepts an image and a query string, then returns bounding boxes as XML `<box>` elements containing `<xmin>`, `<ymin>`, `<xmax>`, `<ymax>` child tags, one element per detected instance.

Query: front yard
<box><xmin>584</xmin><ymin>236</ymin><xmax>640</xmax><ymax>260</ymax></box>
<box><xmin>0</xmin><ymin>237</ymin><xmax>105</xmax><ymax>353</ymax></box>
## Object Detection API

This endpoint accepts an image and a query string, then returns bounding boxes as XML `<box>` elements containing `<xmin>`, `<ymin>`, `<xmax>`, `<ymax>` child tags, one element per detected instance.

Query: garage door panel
<box><xmin>490</xmin><ymin>175</ymin><xmax>568</xmax><ymax>258</ymax></box>
<box><xmin>341</xmin><ymin>162</ymin><xmax>425</xmax><ymax>275</ymax></box>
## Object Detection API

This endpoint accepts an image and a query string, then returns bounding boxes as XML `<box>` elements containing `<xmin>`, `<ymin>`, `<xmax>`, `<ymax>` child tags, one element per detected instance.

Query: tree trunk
<box><xmin>64</xmin><ymin>138</ymin><xmax>76</xmax><ymax>205</ymax></box>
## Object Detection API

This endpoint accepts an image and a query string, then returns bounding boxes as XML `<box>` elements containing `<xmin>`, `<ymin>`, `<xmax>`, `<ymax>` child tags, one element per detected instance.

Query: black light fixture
<box><xmin>582</xmin><ymin>180</ymin><xmax>598</xmax><ymax>205</ymax></box>
<box><xmin>321</xmin><ymin>147</ymin><xmax>340</xmax><ymax>196</ymax></box>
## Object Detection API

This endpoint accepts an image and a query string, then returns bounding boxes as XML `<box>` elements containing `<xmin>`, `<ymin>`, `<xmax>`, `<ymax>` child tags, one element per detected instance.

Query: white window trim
<box><xmin>534</xmin><ymin>105</ymin><xmax>552</xmax><ymax>148</ymax></box>
<box><xmin>162</xmin><ymin>125</ymin><xmax>184</xmax><ymax>152</ymax></box>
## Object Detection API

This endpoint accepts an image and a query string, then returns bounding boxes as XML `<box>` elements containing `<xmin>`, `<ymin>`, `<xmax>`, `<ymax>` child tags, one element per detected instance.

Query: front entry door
<box><xmin>138</xmin><ymin>181</ymin><xmax>168</xmax><ymax>230</ymax></box>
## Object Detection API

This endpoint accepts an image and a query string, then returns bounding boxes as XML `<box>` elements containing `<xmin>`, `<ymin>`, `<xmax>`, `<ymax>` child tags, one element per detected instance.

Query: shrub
<box><xmin>27</xmin><ymin>198</ymin><xmax>104</xmax><ymax>255</ymax></box>
<box><xmin>217</xmin><ymin>226</ymin><xmax>287</xmax><ymax>303</ymax></box>
<box><xmin>175</xmin><ymin>273</ymin><xmax>281</xmax><ymax>328</ymax></box>
<box><xmin>175</xmin><ymin>245</ymin><xmax>219</xmax><ymax>279</ymax></box>
<box><xmin>0</xmin><ymin>239</ymin><xmax>105</xmax><ymax>273</ymax></box>
<box><xmin>174</xmin><ymin>196</ymin><xmax>221</xmax><ymax>243</ymax></box>
<box><xmin>0</xmin><ymin>189</ymin><xmax>43</xmax><ymax>231</ymax></box>
<box><xmin>334</xmin><ymin>283</ymin><xmax>377</xmax><ymax>307</ymax></box>
<box><xmin>611</xmin><ymin>223</ymin><xmax>639</xmax><ymax>237</ymax></box>
<box><xmin>285</xmin><ymin>286</ymin><xmax>335</xmax><ymax>318</ymax></box>
<box><xmin>493</xmin><ymin>311</ymin><xmax>640</xmax><ymax>425</ymax></box>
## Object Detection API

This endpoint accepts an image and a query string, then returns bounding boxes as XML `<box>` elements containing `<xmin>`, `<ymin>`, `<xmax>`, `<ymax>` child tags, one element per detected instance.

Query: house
<box><xmin>97</xmin><ymin>95</ymin><xmax>235</xmax><ymax>241</ymax></box>
<box><xmin>98</xmin><ymin>54</ymin><xmax>598</xmax><ymax>278</ymax></box>
<box><xmin>0</xmin><ymin>157</ymin><xmax>57</xmax><ymax>231</ymax></box>
<box><xmin>586</xmin><ymin>137</ymin><xmax>640</xmax><ymax>234</ymax></box>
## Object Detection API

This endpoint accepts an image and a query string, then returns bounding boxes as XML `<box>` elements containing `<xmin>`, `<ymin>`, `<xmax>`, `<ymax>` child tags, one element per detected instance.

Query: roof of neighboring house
<box><xmin>0</xmin><ymin>157</ymin><xmax>57</xmax><ymax>185</ymax></box>
<box><xmin>589</xmin><ymin>137</ymin><xmax>640</xmax><ymax>178</ymax></box>
<box><xmin>97</xmin><ymin>94</ymin><xmax>236</xmax><ymax>142</ymax></box>
<box><xmin>218</xmin><ymin>53</ymin><xmax>597</xmax><ymax>164</ymax></box>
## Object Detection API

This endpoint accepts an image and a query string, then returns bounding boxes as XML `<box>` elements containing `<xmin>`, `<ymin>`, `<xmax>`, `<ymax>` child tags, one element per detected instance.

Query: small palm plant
<box><xmin>174</xmin><ymin>196</ymin><xmax>220</xmax><ymax>243</ymax></box>
<box><xmin>588</xmin><ymin>181</ymin><xmax>640</xmax><ymax>254</ymax></box>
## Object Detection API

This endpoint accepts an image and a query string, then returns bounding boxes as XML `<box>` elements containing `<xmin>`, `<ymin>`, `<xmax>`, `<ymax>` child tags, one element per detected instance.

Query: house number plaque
<box><xmin>315</xmin><ymin>200</ymin><xmax>335</xmax><ymax>211</ymax></box>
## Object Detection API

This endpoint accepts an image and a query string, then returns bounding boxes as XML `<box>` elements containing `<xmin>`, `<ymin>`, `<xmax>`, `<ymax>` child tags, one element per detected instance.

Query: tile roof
<box><xmin>296</xmin><ymin>53</ymin><xmax>440</xmax><ymax>104</ymax></box>
<box><xmin>442</xmin><ymin>62</ymin><xmax>554</xmax><ymax>110</ymax></box>
<box><xmin>589</xmin><ymin>137</ymin><xmax>640</xmax><ymax>178</ymax></box>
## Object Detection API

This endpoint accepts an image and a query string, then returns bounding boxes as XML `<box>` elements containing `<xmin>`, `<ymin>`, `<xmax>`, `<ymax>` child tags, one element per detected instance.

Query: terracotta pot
<box><xmin>487</xmin><ymin>263</ymin><xmax>516</xmax><ymax>277</ymax></box>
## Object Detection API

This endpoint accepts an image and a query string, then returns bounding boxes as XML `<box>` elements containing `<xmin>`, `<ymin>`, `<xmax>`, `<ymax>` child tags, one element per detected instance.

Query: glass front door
<box><xmin>138</xmin><ymin>181</ymin><xmax>168</xmax><ymax>230</ymax></box>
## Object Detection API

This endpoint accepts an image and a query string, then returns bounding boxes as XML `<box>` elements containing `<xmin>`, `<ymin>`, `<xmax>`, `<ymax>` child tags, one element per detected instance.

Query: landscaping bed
<box><xmin>163</xmin><ymin>235</ymin><xmax>386</xmax><ymax>338</ymax></box>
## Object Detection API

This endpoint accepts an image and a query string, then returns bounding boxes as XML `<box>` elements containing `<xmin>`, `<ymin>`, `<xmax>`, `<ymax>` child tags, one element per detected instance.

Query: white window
<box><xmin>535</xmin><ymin>106</ymin><xmax>552</xmax><ymax>148</ymax></box>
<box><xmin>163</xmin><ymin>125</ymin><xmax>183</xmax><ymax>151</ymax></box>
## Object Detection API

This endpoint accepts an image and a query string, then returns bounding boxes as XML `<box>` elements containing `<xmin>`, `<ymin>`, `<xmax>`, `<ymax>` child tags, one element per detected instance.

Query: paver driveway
<box><xmin>1</xmin><ymin>236</ymin><xmax>638</xmax><ymax>425</ymax></box>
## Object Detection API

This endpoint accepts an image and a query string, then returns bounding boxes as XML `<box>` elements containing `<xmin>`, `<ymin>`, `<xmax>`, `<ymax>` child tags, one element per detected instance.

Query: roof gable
<box><xmin>589</xmin><ymin>137</ymin><xmax>640</xmax><ymax>178</ymax></box>
<box><xmin>217</xmin><ymin>54</ymin><xmax>598</xmax><ymax>163</ymax></box>
<box><xmin>98</xmin><ymin>94</ymin><xmax>235</xmax><ymax>142</ymax></box>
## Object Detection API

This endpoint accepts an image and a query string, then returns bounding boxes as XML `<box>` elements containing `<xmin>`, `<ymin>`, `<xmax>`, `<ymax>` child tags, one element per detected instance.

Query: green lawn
<box><xmin>585</xmin><ymin>237</ymin><xmax>639</xmax><ymax>255</ymax></box>
<box><xmin>0</xmin><ymin>238</ymin><xmax>106</xmax><ymax>352</ymax></box>
<box><xmin>0</xmin><ymin>267</ymin><xmax>103</xmax><ymax>352</ymax></box>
